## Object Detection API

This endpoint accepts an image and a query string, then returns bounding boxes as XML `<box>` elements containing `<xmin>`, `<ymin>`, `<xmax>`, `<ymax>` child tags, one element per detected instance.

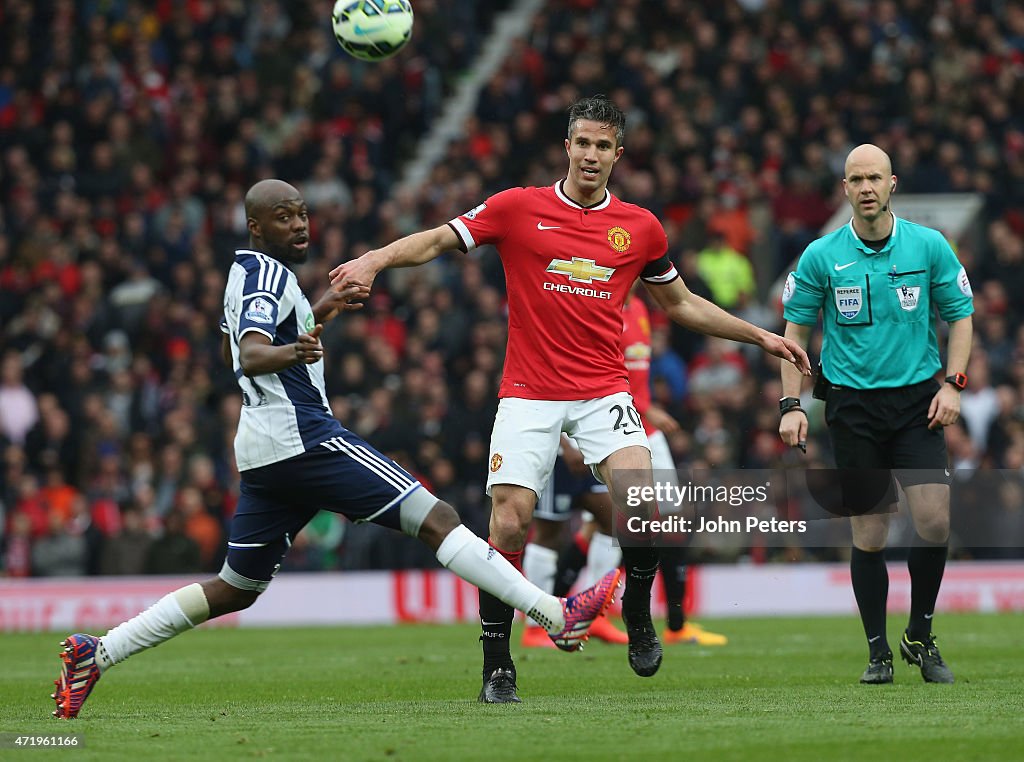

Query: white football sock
<box><xmin>97</xmin><ymin>583</ymin><xmax>210</xmax><ymax>671</ymax></box>
<box><xmin>436</xmin><ymin>525</ymin><xmax>565</xmax><ymax>633</ymax></box>
<box><xmin>523</xmin><ymin>542</ymin><xmax>559</xmax><ymax>627</ymax></box>
<box><xmin>582</xmin><ymin>531</ymin><xmax>622</xmax><ymax>588</ymax></box>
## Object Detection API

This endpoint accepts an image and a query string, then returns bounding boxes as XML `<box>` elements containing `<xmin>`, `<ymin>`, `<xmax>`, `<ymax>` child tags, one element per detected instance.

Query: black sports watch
<box><xmin>945</xmin><ymin>373</ymin><xmax>968</xmax><ymax>391</ymax></box>
<box><xmin>779</xmin><ymin>397</ymin><xmax>805</xmax><ymax>416</ymax></box>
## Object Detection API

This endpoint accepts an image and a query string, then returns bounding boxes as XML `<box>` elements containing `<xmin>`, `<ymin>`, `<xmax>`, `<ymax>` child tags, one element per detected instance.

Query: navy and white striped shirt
<box><xmin>221</xmin><ymin>249</ymin><xmax>342</xmax><ymax>470</ymax></box>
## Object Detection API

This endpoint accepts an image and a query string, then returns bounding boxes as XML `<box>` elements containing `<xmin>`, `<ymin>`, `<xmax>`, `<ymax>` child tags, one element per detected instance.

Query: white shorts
<box><xmin>486</xmin><ymin>393</ymin><xmax>651</xmax><ymax>498</ymax></box>
<box><xmin>648</xmin><ymin>429</ymin><xmax>681</xmax><ymax>514</ymax></box>
<box><xmin>648</xmin><ymin>429</ymin><xmax>675</xmax><ymax>472</ymax></box>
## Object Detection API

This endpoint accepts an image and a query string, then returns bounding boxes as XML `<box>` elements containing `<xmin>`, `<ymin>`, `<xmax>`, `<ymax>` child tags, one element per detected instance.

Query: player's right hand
<box><xmin>313</xmin><ymin>282</ymin><xmax>370</xmax><ymax>323</ymax></box>
<box><xmin>294</xmin><ymin>324</ymin><xmax>325</xmax><ymax>364</ymax></box>
<box><xmin>329</xmin><ymin>252</ymin><xmax>380</xmax><ymax>289</ymax></box>
<box><xmin>778</xmin><ymin>408</ymin><xmax>808</xmax><ymax>451</ymax></box>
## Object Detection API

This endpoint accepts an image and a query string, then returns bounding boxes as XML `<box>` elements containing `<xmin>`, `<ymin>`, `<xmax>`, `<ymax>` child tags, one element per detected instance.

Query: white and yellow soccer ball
<box><xmin>331</xmin><ymin>0</ymin><xmax>414</xmax><ymax>62</ymax></box>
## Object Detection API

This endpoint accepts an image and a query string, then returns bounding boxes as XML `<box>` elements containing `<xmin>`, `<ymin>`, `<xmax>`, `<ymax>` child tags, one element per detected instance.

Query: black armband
<box><xmin>640</xmin><ymin>253</ymin><xmax>679</xmax><ymax>284</ymax></box>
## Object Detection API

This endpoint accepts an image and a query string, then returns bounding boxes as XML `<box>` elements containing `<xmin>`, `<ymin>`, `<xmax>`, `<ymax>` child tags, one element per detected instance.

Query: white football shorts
<box><xmin>486</xmin><ymin>392</ymin><xmax>651</xmax><ymax>498</ymax></box>
<box><xmin>647</xmin><ymin>428</ymin><xmax>682</xmax><ymax>514</ymax></box>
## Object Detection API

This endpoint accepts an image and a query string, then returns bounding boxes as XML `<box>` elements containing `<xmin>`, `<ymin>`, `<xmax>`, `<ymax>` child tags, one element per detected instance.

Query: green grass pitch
<box><xmin>3</xmin><ymin>613</ymin><xmax>1022</xmax><ymax>761</ymax></box>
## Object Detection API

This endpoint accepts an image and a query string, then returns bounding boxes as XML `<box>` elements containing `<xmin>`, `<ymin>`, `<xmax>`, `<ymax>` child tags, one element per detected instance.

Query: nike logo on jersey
<box><xmin>834</xmin><ymin>262</ymin><xmax>857</xmax><ymax>271</ymax></box>
<box><xmin>537</xmin><ymin>222</ymin><xmax>561</xmax><ymax>230</ymax></box>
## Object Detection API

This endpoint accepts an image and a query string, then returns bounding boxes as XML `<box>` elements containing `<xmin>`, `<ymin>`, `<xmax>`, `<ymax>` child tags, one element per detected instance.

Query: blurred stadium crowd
<box><xmin>2</xmin><ymin>0</ymin><xmax>1024</xmax><ymax>577</ymax></box>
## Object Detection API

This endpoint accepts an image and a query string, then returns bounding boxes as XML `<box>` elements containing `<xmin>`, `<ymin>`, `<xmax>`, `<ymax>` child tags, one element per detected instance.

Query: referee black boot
<box><xmin>859</xmin><ymin>651</ymin><xmax>894</xmax><ymax>684</ymax></box>
<box><xmin>900</xmin><ymin>631</ymin><xmax>954</xmax><ymax>684</ymax></box>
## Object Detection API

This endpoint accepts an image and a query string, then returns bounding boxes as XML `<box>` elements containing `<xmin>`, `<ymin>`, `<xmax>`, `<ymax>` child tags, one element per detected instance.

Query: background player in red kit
<box><xmin>531</xmin><ymin>290</ymin><xmax>728</xmax><ymax>646</ymax></box>
<box><xmin>617</xmin><ymin>290</ymin><xmax>728</xmax><ymax>645</ymax></box>
<box><xmin>332</xmin><ymin>96</ymin><xmax>811</xmax><ymax>702</ymax></box>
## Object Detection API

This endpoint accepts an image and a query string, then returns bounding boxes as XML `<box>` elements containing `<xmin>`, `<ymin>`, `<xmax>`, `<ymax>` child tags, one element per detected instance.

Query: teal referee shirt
<box><xmin>782</xmin><ymin>216</ymin><xmax>974</xmax><ymax>389</ymax></box>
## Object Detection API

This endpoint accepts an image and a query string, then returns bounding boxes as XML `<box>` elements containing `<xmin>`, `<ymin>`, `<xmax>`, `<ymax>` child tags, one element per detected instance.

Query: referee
<box><xmin>778</xmin><ymin>144</ymin><xmax>974</xmax><ymax>684</ymax></box>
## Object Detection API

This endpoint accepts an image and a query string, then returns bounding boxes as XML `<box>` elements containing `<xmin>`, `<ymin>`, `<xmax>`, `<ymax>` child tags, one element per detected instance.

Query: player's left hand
<box><xmin>762</xmin><ymin>333</ymin><xmax>813</xmax><ymax>375</ymax></box>
<box><xmin>294</xmin><ymin>324</ymin><xmax>325</xmax><ymax>364</ymax></box>
<box><xmin>312</xmin><ymin>282</ymin><xmax>371</xmax><ymax>323</ymax></box>
<box><xmin>927</xmin><ymin>384</ymin><xmax>962</xmax><ymax>430</ymax></box>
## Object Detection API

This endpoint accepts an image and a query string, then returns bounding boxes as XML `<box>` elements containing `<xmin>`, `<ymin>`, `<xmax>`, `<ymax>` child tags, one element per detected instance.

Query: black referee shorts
<box><xmin>825</xmin><ymin>378</ymin><xmax>950</xmax><ymax>514</ymax></box>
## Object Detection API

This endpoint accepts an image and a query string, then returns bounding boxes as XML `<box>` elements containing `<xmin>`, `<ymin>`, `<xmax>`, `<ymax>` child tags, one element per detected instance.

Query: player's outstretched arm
<box><xmin>329</xmin><ymin>224</ymin><xmax>461</xmax><ymax>289</ymax></box>
<box><xmin>238</xmin><ymin>325</ymin><xmax>324</xmax><ymax>377</ymax></box>
<box><xmin>643</xmin><ymin>278</ymin><xmax>812</xmax><ymax>375</ymax></box>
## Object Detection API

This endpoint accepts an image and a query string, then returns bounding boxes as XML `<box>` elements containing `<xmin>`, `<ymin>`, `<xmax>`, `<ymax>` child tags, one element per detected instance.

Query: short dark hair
<box><xmin>567</xmin><ymin>95</ymin><xmax>625</xmax><ymax>147</ymax></box>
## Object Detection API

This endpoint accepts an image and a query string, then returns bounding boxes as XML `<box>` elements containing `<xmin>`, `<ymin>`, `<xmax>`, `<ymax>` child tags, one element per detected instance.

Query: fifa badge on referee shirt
<box><xmin>834</xmin><ymin>286</ymin><xmax>863</xmax><ymax>319</ymax></box>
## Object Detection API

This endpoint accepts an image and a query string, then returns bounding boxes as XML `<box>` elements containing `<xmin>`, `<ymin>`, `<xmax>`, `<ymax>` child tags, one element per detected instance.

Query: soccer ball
<box><xmin>332</xmin><ymin>0</ymin><xmax>414</xmax><ymax>62</ymax></box>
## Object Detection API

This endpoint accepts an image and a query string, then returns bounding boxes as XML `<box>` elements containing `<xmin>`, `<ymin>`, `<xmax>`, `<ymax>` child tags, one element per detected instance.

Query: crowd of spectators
<box><xmin>2</xmin><ymin>0</ymin><xmax>1024</xmax><ymax>578</ymax></box>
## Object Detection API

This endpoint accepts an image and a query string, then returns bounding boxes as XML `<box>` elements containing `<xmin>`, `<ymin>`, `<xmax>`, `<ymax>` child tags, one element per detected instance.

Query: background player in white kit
<box><xmin>332</xmin><ymin>97</ymin><xmax>810</xmax><ymax>701</ymax></box>
<box><xmin>51</xmin><ymin>179</ymin><xmax>620</xmax><ymax>719</ymax></box>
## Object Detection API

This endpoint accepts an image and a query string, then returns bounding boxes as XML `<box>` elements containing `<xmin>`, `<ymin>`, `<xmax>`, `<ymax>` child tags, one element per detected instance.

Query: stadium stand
<box><xmin>2</xmin><ymin>0</ymin><xmax>1023</xmax><ymax>575</ymax></box>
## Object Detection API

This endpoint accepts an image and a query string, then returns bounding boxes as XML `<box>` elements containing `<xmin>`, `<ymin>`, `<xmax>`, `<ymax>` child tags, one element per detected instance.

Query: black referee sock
<box><xmin>478</xmin><ymin>589</ymin><xmax>514</xmax><ymax>678</ymax></box>
<box><xmin>850</xmin><ymin>547</ymin><xmax>889</xmax><ymax>658</ymax></box>
<box><xmin>660</xmin><ymin>545</ymin><xmax>688</xmax><ymax>632</ymax></box>
<box><xmin>621</xmin><ymin>546</ymin><xmax>659</xmax><ymax>619</ymax></box>
<box><xmin>907</xmin><ymin>543</ymin><xmax>948</xmax><ymax>642</ymax></box>
<box><xmin>552</xmin><ymin>536</ymin><xmax>589</xmax><ymax>598</ymax></box>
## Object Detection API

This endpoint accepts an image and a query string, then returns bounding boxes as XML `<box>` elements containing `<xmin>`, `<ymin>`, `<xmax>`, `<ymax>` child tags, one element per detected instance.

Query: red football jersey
<box><xmin>620</xmin><ymin>294</ymin><xmax>658</xmax><ymax>435</ymax></box>
<box><xmin>449</xmin><ymin>182</ymin><xmax>676</xmax><ymax>400</ymax></box>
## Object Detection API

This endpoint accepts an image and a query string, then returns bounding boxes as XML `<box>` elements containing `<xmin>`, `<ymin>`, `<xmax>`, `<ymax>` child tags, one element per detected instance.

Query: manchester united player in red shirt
<box><xmin>332</xmin><ymin>96</ymin><xmax>811</xmax><ymax>702</ymax></box>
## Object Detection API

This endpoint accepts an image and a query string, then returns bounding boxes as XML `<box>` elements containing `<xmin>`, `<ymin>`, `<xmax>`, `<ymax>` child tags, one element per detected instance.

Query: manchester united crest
<box><xmin>490</xmin><ymin>453</ymin><xmax>503</xmax><ymax>472</ymax></box>
<box><xmin>607</xmin><ymin>226</ymin><xmax>631</xmax><ymax>253</ymax></box>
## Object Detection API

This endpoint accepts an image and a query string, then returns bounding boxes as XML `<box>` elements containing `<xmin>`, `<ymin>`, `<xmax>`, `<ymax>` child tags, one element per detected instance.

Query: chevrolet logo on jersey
<box><xmin>546</xmin><ymin>257</ymin><xmax>616</xmax><ymax>284</ymax></box>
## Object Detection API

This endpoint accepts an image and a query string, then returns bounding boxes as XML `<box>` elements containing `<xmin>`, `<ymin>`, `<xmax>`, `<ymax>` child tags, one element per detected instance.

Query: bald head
<box><xmin>845</xmin><ymin>144</ymin><xmax>892</xmax><ymax>179</ymax></box>
<box><xmin>245</xmin><ymin>179</ymin><xmax>302</xmax><ymax>218</ymax></box>
<box><xmin>244</xmin><ymin>179</ymin><xmax>310</xmax><ymax>263</ymax></box>
<box><xmin>843</xmin><ymin>144</ymin><xmax>896</xmax><ymax>229</ymax></box>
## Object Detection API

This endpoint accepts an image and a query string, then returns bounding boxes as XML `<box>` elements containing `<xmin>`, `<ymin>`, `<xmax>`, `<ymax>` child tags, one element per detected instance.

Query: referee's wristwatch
<box><xmin>944</xmin><ymin>372</ymin><xmax>968</xmax><ymax>391</ymax></box>
<box><xmin>779</xmin><ymin>397</ymin><xmax>805</xmax><ymax>416</ymax></box>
